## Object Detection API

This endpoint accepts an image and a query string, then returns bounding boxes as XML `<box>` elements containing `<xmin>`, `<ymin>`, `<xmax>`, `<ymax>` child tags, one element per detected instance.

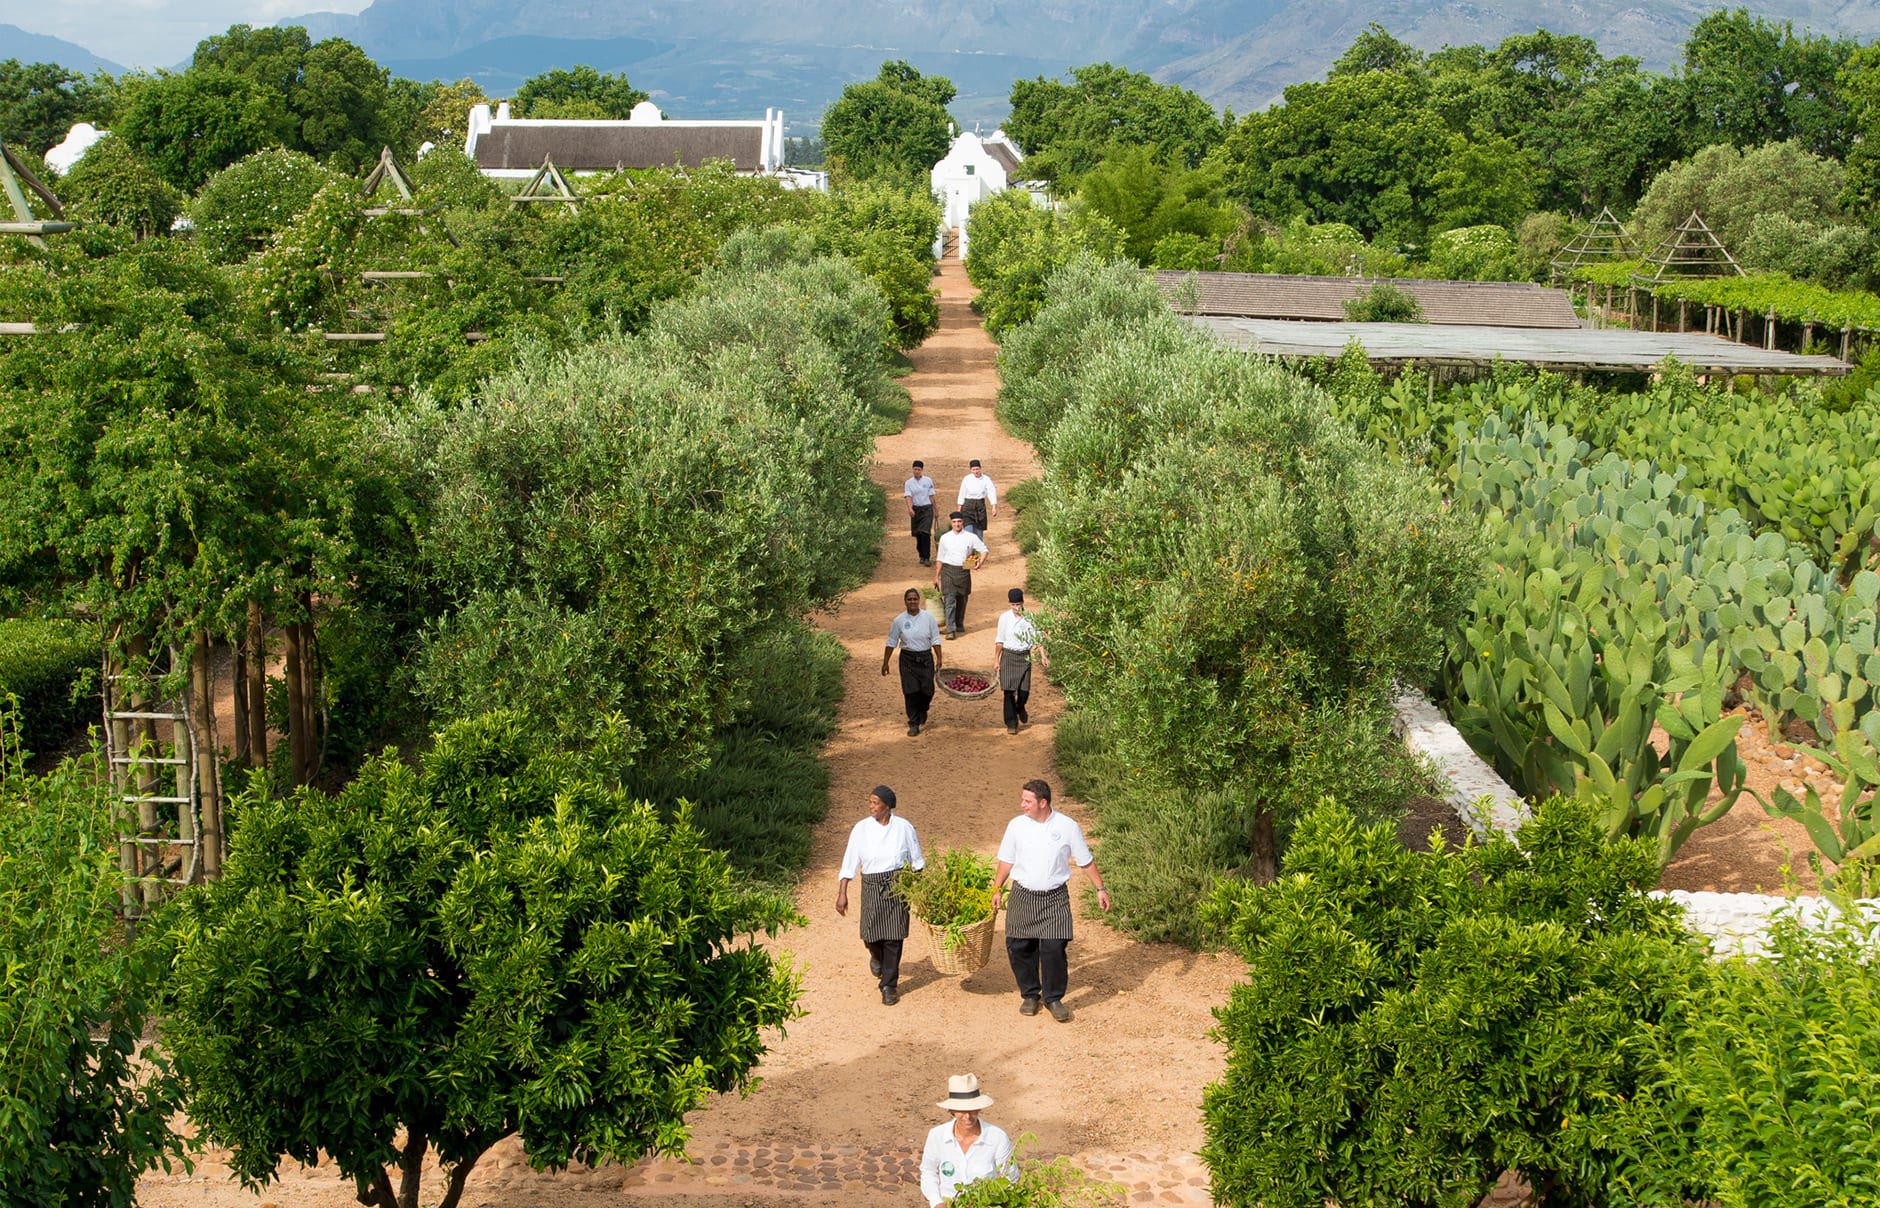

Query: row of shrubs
<box><xmin>991</xmin><ymin>254</ymin><xmax>1479</xmax><ymax>945</ymax></box>
<box><xmin>0</xmin><ymin>619</ymin><xmax>96</xmax><ymax>757</ymax></box>
<box><xmin>3</xmin><ymin>223</ymin><xmax>907</xmax><ymax>1201</ymax></box>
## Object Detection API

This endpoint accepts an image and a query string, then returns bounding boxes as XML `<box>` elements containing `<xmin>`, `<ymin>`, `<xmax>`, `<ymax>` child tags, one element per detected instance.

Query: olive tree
<box><xmin>159</xmin><ymin>711</ymin><xmax>801</xmax><ymax>1208</ymax></box>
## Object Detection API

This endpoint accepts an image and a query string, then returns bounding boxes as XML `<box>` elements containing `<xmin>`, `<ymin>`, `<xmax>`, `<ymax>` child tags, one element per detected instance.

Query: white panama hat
<box><xmin>937</xmin><ymin>1073</ymin><xmax>995</xmax><ymax>1111</ymax></box>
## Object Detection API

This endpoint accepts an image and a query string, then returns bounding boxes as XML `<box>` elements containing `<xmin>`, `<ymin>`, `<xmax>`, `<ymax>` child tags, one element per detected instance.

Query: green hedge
<box><xmin>0</xmin><ymin>620</ymin><xmax>96</xmax><ymax>756</ymax></box>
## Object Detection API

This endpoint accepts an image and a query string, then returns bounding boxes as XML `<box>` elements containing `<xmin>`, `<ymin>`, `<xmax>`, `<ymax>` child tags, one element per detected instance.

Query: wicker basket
<box><xmin>918</xmin><ymin>913</ymin><xmax>997</xmax><ymax>975</ymax></box>
<box><xmin>938</xmin><ymin>669</ymin><xmax>996</xmax><ymax>701</ymax></box>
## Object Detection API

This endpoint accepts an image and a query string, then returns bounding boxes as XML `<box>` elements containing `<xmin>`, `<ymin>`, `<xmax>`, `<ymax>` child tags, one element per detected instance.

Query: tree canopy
<box><xmin>511</xmin><ymin>66</ymin><xmax>648</xmax><ymax>119</ymax></box>
<box><xmin>1006</xmin><ymin>63</ymin><xmax>1222</xmax><ymax>183</ymax></box>
<box><xmin>159</xmin><ymin>713</ymin><xmax>802</xmax><ymax>1208</ymax></box>
<box><xmin>820</xmin><ymin>60</ymin><xmax>954</xmax><ymax>185</ymax></box>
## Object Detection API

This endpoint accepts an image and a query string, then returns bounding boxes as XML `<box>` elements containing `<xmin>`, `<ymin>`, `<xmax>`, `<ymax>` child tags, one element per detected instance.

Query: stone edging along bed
<box><xmin>1391</xmin><ymin>689</ymin><xmax>1877</xmax><ymax>958</ymax></box>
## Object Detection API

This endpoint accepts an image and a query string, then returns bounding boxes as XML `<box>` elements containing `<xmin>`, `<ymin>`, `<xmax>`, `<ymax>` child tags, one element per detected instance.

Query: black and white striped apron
<box><xmin>960</xmin><ymin>497</ymin><xmax>989</xmax><ymax>535</ymax></box>
<box><xmin>860</xmin><ymin>871</ymin><xmax>910</xmax><ymax>943</ymax></box>
<box><xmin>997</xmin><ymin>646</ymin><xmax>1032</xmax><ymax>692</ymax></box>
<box><xmin>1004</xmin><ymin>883</ymin><xmax>1072</xmax><ymax>940</ymax></box>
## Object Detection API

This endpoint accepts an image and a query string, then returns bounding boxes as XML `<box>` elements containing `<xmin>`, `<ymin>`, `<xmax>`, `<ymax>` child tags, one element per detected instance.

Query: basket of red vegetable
<box><xmin>938</xmin><ymin>670</ymin><xmax>995</xmax><ymax>700</ymax></box>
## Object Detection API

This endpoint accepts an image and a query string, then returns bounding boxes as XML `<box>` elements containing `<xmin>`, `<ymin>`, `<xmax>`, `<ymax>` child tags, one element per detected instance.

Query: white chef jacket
<box><xmin>905</xmin><ymin>475</ymin><xmax>937</xmax><ymax>507</ymax></box>
<box><xmin>934</xmin><ymin>529</ymin><xmax>988</xmax><ymax>567</ymax></box>
<box><xmin>994</xmin><ymin>610</ymin><xmax>1037</xmax><ymax>652</ymax></box>
<box><xmin>838</xmin><ymin>813</ymin><xmax>924</xmax><ymax>880</ymax></box>
<box><xmin>957</xmin><ymin>473</ymin><xmax>998</xmax><ymax>506</ymax></box>
<box><xmin>920</xmin><ymin>1120</ymin><xmax>1015</xmax><ymax>1205</ymax></box>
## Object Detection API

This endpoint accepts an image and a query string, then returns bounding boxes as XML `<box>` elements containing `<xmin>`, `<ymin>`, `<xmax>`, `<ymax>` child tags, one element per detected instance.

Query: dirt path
<box><xmin>140</xmin><ymin>253</ymin><xmax>1234</xmax><ymax>1208</ymax></box>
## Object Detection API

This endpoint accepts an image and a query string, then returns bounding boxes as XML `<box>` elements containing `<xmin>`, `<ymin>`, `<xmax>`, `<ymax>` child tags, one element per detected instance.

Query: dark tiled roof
<box><xmin>1155</xmin><ymin>271</ymin><xmax>1581</xmax><ymax>329</ymax></box>
<box><xmin>473</xmin><ymin>123</ymin><xmax>766</xmax><ymax>172</ymax></box>
<box><xmin>983</xmin><ymin>142</ymin><xmax>1021</xmax><ymax>174</ymax></box>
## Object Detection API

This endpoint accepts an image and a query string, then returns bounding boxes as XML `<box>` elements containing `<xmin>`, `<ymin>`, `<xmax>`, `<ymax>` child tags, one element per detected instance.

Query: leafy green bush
<box><xmin>1426</xmin><ymin>224</ymin><xmax>1520</xmax><ymax>282</ymax></box>
<box><xmin>964</xmin><ymin>190</ymin><xmax>1124</xmax><ymax>338</ymax></box>
<box><xmin>1618</xmin><ymin>912</ymin><xmax>1880</xmax><ymax>1207</ymax></box>
<box><xmin>1342</xmin><ymin>279</ymin><xmax>1424</xmax><ymax>321</ymax></box>
<box><xmin>188</xmin><ymin>147</ymin><xmax>342</xmax><ymax>265</ymax></box>
<box><xmin>999</xmin><ymin>254</ymin><xmax>1479</xmax><ymax>921</ymax></box>
<box><xmin>159</xmin><ymin>711</ymin><xmax>801</xmax><ymax>1208</ymax></box>
<box><xmin>58</xmin><ymin>134</ymin><xmax>181</xmax><ymax>239</ymax></box>
<box><xmin>1202</xmin><ymin>796</ymin><xmax>1704</xmax><ymax>1208</ymax></box>
<box><xmin>621</xmin><ymin>622</ymin><xmax>845</xmax><ymax>885</ymax></box>
<box><xmin>0</xmin><ymin>618</ymin><xmax>96</xmax><ymax>756</ymax></box>
<box><xmin>993</xmin><ymin>254</ymin><xmax>1180</xmax><ymax>452</ymax></box>
<box><xmin>0</xmin><ymin>722</ymin><xmax>187</xmax><ymax>1203</ymax></box>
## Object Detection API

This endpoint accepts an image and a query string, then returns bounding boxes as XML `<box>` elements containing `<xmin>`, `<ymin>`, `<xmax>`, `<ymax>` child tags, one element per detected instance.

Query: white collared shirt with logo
<box><xmin>905</xmin><ymin>475</ymin><xmax>936</xmax><ymax>506</ymax></box>
<box><xmin>996</xmin><ymin>810</ymin><xmax>1093</xmax><ymax>891</ymax></box>
<box><xmin>920</xmin><ymin>1120</ymin><xmax>1015</xmax><ymax>1206</ymax></box>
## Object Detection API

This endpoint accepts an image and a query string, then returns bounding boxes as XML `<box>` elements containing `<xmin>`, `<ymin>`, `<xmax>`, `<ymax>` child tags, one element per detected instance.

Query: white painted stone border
<box><xmin>1390</xmin><ymin>687</ymin><xmax>1875</xmax><ymax>957</ymax></box>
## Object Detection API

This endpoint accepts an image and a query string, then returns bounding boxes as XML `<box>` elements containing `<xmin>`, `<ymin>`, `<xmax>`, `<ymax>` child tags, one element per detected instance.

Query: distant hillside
<box><xmin>0</xmin><ymin>23</ymin><xmax>124</xmax><ymax>75</ymax></box>
<box><xmin>284</xmin><ymin>0</ymin><xmax>1880</xmax><ymax>124</ymax></box>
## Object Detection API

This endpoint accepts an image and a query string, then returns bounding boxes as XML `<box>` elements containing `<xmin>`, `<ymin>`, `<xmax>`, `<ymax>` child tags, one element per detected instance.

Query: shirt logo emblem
<box><xmin>941</xmin><ymin>1161</ymin><xmax>956</xmax><ymax>1177</ymax></box>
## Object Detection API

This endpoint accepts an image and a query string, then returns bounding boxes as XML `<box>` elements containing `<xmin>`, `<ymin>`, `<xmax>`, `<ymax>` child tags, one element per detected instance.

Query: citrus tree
<box><xmin>158</xmin><ymin>712</ymin><xmax>801</xmax><ymax>1208</ymax></box>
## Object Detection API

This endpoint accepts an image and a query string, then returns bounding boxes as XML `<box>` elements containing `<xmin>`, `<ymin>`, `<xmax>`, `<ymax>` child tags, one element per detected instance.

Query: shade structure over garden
<box><xmin>1191</xmin><ymin>315</ymin><xmax>1850</xmax><ymax>376</ymax></box>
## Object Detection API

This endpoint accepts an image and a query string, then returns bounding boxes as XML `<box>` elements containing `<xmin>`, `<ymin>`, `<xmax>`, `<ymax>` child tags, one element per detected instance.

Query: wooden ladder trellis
<box><xmin>102</xmin><ymin>663</ymin><xmax>207</xmax><ymax>920</ymax></box>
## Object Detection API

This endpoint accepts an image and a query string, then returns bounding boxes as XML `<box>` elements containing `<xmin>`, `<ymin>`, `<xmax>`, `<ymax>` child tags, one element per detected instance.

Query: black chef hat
<box><xmin>872</xmin><ymin>785</ymin><xmax>897</xmax><ymax>810</ymax></box>
<box><xmin>949</xmin><ymin>510</ymin><xmax>964</xmax><ymax>520</ymax></box>
<box><xmin>1007</xmin><ymin>588</ymin><xmax>1024</xmax><ymax>602</ymax></box>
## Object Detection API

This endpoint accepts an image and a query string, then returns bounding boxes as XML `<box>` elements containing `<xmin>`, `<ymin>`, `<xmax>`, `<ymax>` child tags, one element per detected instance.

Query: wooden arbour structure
<box><xmin>1549</xmin><ymin>207</ymin><xmax>1635</xmax><ymax>284</ymax></box>
<box><xmin>1635</xmin><ymin>211</ymin><xmax>1743</xmax><ymax>285</ymax></box>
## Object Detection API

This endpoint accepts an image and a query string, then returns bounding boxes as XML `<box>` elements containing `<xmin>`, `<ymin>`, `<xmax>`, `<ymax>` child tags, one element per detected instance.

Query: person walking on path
<box><xmin>933</xmin><ymin>512</ymin><xmax>988</xmax><ymax>638</ymax></box>
<box><xmin>920</xmin><ymin>1073</ymin><xmax>1016</xmax><ymax>1207</ymax></box>
<box><xmin>836</xmin><ymin>785</ymin><xmax>926</xmax><ymax>1006</ymax></box>
<box><xmin>994</xmin><ymin>588</ymin><xmax>1045</xmax><ymax>736</ymax></box>
<box><xmin>883</xmin><ymin>587</ymin><xmax>943</xmax><ymax>736</ymax></box>
<box><xmin>957</xmin><ymin>460</ymin><xmax>997</xmax><ymax>538</ymax></box>
<box><xmin>990</xmin><ymin>779</ymin><xmax>1109</xmax><ymax>1023</ymax></box>
<box><xmin>905</xmin><ymin>459</ymin><xmax>938</xmax><ymax>566</ymax></box>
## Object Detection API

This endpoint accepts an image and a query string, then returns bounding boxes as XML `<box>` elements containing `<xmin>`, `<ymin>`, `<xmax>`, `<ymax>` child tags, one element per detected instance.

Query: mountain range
<box><xmin>16</xmin><ymin>1</ymin><xmax>1880</xmax><ymax>127</ymax></box>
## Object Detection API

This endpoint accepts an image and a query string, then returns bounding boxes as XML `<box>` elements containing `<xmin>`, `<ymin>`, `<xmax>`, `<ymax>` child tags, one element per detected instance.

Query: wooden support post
<box><xmin>1651</xmin><ymin>293</ymin><xmax>1659</xmax><ymax>332</ymax></box>
<box><xmin>246</xmin><ymin>601</ymin><xmax>267</xmax><ymax>770</ymax></box>
<box><xmin>1679</xmin><ymin>299</ymin><xmax>1687</xmax><ymax>332</ymax></box>
<box><xmin>1843</xmin><ymin>326</ymin><xmax>1852</xmax><ymax>361</ymax></box>
<box><xmin>1766</xmin><ymin>308</ymin><xmax>1777</xmax><ymax>351</ymax></box>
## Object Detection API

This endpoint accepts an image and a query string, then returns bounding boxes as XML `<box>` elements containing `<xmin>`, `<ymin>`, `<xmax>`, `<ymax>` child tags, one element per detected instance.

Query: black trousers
<box><xmin>1002</xmin><ymin>688</ymin><xmax>1030</xmax><ymax>726</ymax></box>
<box><xmin>911</xmin><ymin>504</ymin><xmax>934</xmax><ymax>561</ymax></box>
<box><xmin>899</xmin><ymin>649</ymin><xmax>935</xmax><ymax>725</ymax></box>
<box><xmin>867</xmin><ymin>937</ymin><xmax>904</xmax><ymax>990</ymax></box>
<box><xmin>961</xmin><ymin>497</ymin><xmax>989</xmax><ymax>537</ymax></box>
<box><xmin>1007</xmin><ymin>937</ymin><xmax>1070</xmax><ymax>1004</ymax></box>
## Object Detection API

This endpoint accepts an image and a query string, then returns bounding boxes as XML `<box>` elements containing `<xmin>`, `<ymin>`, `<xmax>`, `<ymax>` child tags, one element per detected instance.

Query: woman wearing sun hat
<box><xmin>920</xmin><ymin>1073</ymin><xmax>1016</xmax><ymax>1206</ymax></box>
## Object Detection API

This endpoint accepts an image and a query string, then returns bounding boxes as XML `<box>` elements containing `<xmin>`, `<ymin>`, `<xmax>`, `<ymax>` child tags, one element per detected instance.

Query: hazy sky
<box><xmin>1</xmin><ymin>0</ymin><xmax>373</xmax><ymax>70</ymax></box>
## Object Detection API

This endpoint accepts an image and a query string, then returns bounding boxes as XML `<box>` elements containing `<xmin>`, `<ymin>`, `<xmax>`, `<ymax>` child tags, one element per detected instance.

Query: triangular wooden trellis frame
<box><xmin>357</xmin><ymin>145</ymin><xmax>458</xmax><ymax>247</ymax></box>
<box><xmin>1548</xmin><ymin>207</ymin><xmax>1635</xmax><ymax>284</ymax></box>
<box><xmin>360</xmin><ymin>145</ymin><xmax>417</xmax><ymax>205</ymax></box>
<box><xmin>510</xmin><ymin>155</ymin><xmax>583</xmax><ymax>211</ymax></box>
<box><xmin>1634</xmin><ymin>211</ymin><xmax>1742</xmax><ymax>285</ymax></box>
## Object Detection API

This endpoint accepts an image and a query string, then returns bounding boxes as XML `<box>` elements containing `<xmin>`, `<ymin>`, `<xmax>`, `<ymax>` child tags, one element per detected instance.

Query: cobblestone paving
<box><xmin>619</xmin><ymin>1137</ymin><xmax>1213</xmax><ymax>1203</ymax></box>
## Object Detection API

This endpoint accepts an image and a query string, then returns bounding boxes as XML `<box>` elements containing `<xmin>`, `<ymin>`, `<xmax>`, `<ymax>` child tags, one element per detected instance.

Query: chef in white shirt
<box><xmin>835</xmin><ymin>784</ymin><xmax>925</xmax><ymax>1005</ymax></box>
<box><xmin>905</xmin><ymin>459</ymin><xmax>937</xmax><ymax>566</ymax></box>
<box><xmin>994</xmin><ymin>587</ymin><xmax>1045</xmax><ymax>736</ymax></box>
<box><xmin>957</xmin><ymin>459</ymin><xmax>997</xmax><ymax>537</ymax></box>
